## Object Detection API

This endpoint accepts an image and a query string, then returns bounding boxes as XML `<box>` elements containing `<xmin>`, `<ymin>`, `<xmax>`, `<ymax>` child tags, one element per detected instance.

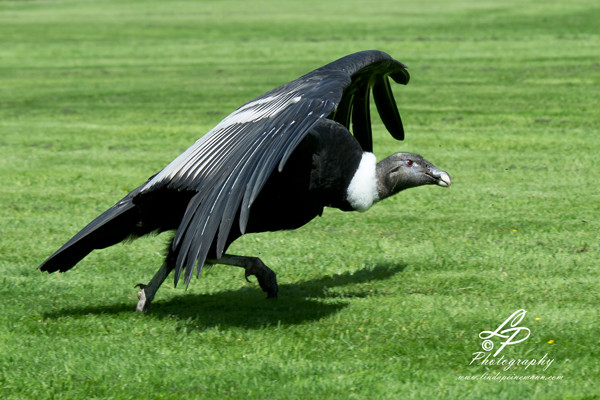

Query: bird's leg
<box><xmin>206</xmin><ymin>254</ymin><xmax>278</xmax><ymax>298</ymax></box>
<box><xmin>135</xmin><ymin>260</ymin><xmax>174</xmax><ymax>313</ymax></box>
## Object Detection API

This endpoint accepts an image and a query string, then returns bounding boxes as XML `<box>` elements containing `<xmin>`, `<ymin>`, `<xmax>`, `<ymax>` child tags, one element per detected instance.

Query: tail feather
<box><xmin>38</xmin><ymin>197</ymin><xmax>139</xmax><ymax>273</ymax></box>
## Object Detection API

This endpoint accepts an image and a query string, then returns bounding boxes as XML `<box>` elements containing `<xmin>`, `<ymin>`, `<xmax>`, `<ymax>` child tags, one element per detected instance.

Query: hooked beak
<box><xmin>428</xmin><ymin>168</ymin><xmax>451</xmax><ymax>187</ymax></box>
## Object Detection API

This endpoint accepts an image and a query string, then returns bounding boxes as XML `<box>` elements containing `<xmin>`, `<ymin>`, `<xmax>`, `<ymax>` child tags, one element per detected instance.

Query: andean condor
<box><xmin>38</xmin><ymin>50</ymin><xmax>451</xmax><ymax>312</ymax></box>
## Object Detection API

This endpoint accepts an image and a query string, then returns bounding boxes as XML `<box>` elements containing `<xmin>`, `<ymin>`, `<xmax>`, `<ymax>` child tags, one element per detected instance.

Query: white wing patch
<box><xmin>346</xmin><ymin>152</ymin><xmax>379</xmax><ymax>212</ymax></box>
<box><xmin>213</xmin><ymin>94</ymin><xmax>302</xmax><ymax>131</ymax></box>
<box><xmin>141</xmin><ymin>93</ymin><xmax>303</xmax><ymax>192</ymax></box>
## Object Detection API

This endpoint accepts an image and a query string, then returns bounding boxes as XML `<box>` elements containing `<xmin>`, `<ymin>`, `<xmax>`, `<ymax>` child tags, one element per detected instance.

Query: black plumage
<box><xmin>38</xmin><ymin>50</ymin><xmax>451</xmax><ymax>311</ymax></box>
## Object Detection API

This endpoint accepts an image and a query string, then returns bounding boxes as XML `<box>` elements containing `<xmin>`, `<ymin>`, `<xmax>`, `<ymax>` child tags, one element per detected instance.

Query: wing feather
<box><xmin>351</xmin><ymin>82</ymin><xmax>373</xmax><ymax>152</ymax></box>
<box><xmin>331</xmin><ymin>93</ymin><xmax>354</xmax><ymax>130</ymax></box>
<box><xmin>373</xmin><ymin>76</ymin><xmax>405</xmax><ymax>140</ymax></box>
<box><xmin>137</xmin><ymin>50</ymin><xmax>410</xmax><ymax>287</ymax></box>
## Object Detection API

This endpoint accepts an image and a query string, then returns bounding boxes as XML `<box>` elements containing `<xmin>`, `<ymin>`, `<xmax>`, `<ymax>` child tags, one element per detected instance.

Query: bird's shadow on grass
<box><xmin>45</xmin><ymin>262</ymin><xmax>406</xmax><ymax>329</ymax></box>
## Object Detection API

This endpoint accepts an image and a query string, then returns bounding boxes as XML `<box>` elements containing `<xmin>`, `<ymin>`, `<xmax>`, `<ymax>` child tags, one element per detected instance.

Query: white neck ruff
<box><xmin>346</xmin><ymin>152</ymin><xmax>379</xmax><ymax>212</ymax></box>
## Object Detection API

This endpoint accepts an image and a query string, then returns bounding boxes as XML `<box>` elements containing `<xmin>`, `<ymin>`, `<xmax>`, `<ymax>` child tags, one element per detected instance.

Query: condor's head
<box><xmin>376</xmin><ymin>152</ymin><xmax>451</xmax><ymax>199</ymax></box>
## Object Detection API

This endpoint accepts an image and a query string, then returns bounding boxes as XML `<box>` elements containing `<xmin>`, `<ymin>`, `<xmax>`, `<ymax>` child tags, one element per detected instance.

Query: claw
<box><xmin>243</xmin><ymin>266</ymin><xmax>277</xmax><ymax>298</ymax></box>
<box><xmin>210</xmin><ymin>254</ymin><xmax>279</xmax><ymax>299</ymax></box>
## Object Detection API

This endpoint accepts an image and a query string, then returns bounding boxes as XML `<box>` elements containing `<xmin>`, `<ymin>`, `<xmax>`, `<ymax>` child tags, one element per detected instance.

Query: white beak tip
<box><xmin>436</xmin><ymin>171</ymin><xmax>451</xmax><ymax>187</ymax></box>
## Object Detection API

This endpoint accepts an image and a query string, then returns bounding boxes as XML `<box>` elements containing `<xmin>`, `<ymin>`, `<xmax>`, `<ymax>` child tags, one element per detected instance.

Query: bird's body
<box><xmin>38</xmin><ymin>50</ymin><xmax>451</xmax><ymax>312</ymax></box>
<box><xmin>38</xmin><ymin>119</ymin><xmax>370</xmax><ymax>269</ymax></box>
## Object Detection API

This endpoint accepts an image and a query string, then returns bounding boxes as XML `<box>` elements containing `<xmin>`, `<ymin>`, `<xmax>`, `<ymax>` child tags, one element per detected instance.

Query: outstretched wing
<box><xmin>139</xmin><ymin>50</ymin><xmax>410</xmax><ymax>287</ymax></box>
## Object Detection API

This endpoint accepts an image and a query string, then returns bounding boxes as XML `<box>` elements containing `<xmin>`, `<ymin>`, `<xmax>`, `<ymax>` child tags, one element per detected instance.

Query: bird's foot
<box><xmin>136</xmin><ymin>289</ymin><xmax>148</xmax><ymax>312</ymax></box>
<box><xmin>244</xmin><ymin>260</ymin><xmax>278</xmax><ymax>299</ymax></box>
<box><xmin>210</xmin><ymin>254</ymin><xmax>279</xmax><ymax>299</ymax></box>
<box><xmin>135</xmin><ymin>284</ymin><xmax>150</xmax><ymax>313</ymax></box>
<box><xmin>132</xmin><ymin>258</ymin><xmax>174</xmax><ymax>313</ymax></box>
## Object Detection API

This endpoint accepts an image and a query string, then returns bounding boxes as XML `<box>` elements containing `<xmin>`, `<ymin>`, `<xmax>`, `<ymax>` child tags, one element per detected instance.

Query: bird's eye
<box><xmin>406</xmin><ymin>160</ymin><xmax>414</xmax><ymax>167</ymax></box>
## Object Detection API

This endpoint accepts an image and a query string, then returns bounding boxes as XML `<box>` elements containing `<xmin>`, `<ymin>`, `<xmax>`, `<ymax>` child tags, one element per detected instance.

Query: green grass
<box><xmin>1</xmin><ymin>0</ymin><xmax>599</xmax><ymax>399</ymax></box>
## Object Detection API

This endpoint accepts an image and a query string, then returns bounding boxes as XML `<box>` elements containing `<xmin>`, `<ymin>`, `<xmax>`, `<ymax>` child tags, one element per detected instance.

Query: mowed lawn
<box><xmin>1</xmin><ymin>0</ymin><xmax>599</xmax><ymax>399</ymax></box>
